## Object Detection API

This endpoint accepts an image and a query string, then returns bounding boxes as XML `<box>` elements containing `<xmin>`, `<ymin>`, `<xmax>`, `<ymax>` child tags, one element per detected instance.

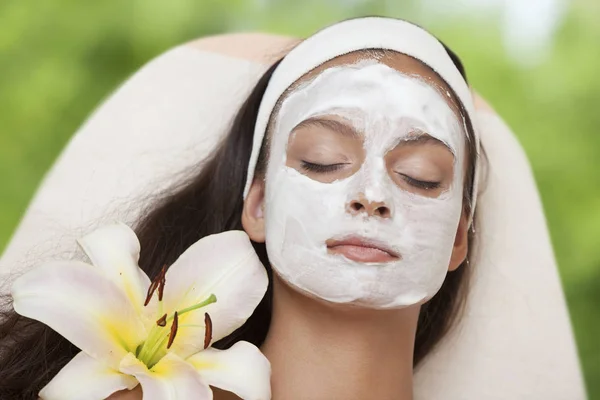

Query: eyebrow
<box><xmin>292</xmin><ymin>117</ymin><xmax>362</xmax><ymax>139</ymax></box>
<box><xmin>292</xmin><ymin>118</ymin><xmax>455</xmax><ymax>156</ymax></box>
<box><xmin>396</xmin><ymin>132</ymin><xmax>455</xmax><ymax>156</ymax></box>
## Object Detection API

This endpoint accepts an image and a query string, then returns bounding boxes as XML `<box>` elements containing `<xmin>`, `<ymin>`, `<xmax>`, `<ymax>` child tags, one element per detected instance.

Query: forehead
<box><xmin>281</xmin><ymin>50</ymin><xmax>462</xmax><ymax>120</ymax></box>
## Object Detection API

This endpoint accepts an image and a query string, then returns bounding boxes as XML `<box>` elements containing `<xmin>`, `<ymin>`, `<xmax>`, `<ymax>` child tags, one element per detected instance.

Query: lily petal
<box><xmin>162</xmin><ymin>231</ymin><xmax>268</xmax><ymax>358</ymax></box>
<box><xmin>39</xmin><ymin>351</ymin><xmax>138</xmax><ymax>400</ymax></box>
<box><xmin>78</xmin><ymin>222</ymin><xmax>151</xmax><ymax>315</ymax></box>
<box><xmin>188</xmin><ymin>341</ymin><xmax>271</xmax><ymax>400</ymax></box>
<box><xmin>12</xmin><ymin>261</ymin><xmax>147</xmax><ymax>369</ymax></box>
<box><xmin>119</xmin><ymin>352</ymin><xmax>212</xmax><ymax>400</ymax></box>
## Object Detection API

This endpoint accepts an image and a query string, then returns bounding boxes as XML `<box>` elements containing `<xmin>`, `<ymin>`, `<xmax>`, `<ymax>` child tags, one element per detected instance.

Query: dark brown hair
<box><xmin>0</xmin><ymin>43</ymin><xmax>478</xmax><ymax>398</ymax></box>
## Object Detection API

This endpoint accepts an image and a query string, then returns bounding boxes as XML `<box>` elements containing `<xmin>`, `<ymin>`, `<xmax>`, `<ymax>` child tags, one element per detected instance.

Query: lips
<box><xmin>326</xmin><ymin>236</ymin><xmax>401</xmax><ymax>263</ymax></box>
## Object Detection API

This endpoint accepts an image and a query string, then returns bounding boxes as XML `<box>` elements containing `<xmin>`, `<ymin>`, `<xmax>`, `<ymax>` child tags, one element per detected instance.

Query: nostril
<box><xmin>349</xmin><ymin>201</ymin><xmax>365</xmax><ymax>213</ymax></box>
<box><xmin>347</xmin><ymin>196</ymin><xmax>393</xmax><ymax>218</ymax></box>
<box><xmin>375</xmin><ymin>206</ymin><xmax>391</xmax><ymax>218</ymax></box>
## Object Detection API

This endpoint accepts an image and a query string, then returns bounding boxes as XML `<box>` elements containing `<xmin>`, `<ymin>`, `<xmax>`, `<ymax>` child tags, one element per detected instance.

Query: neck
<box><xmin>261</xmin><ymin>275</ymin><xmax>420</xmax><ymax>400</ymax></box>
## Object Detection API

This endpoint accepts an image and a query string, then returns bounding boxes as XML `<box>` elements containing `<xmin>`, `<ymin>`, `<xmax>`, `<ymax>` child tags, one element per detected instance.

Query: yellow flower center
<box><xmin>135</xmin><ymin>265</ymin><xmax>217</xmax><ymax>368</ymax></box>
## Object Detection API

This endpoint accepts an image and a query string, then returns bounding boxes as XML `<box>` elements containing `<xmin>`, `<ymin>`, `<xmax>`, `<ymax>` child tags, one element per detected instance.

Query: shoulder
<box><xmin>472</xmin><ymin>90</ymin><xmax>496</xmax><ymax>115</ymax></box>
<box><xmin>185</xmin><ymin>33</ymin><xmax>300</xmax><ymax>64</ymax></box>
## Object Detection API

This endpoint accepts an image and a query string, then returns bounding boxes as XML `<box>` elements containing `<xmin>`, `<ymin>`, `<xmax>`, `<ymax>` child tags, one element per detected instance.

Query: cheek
<box><xmin>395</xmin><ymin>193</ymin><xmax>462</xmax><ymax>249</ymax></box>
<box><xmin>265</xmin><ymin>167</ymin><xmax>349</xmax><ymax>222</ymax></box>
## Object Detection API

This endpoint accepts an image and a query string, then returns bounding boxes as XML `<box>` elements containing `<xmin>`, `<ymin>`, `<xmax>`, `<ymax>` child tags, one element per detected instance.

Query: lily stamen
<box><xmin>137</xmin><ymin>293</ymin><xmax>217</xmax><ymax>366</ymax></box>
<box><xmin>156</xmin><ymin>313</ymin><xmax>167</xmax><ymax>327</ymax></box>
<box><xmin>167</xmin><ymin>311</ymin><xmax>178</xmax><ymax>349</ymax></box>
<box><xmin>144</xmin><ymin>265</ymin><xmax>167</xmax><ymax>306</ymax></box>
<box><xmin>204</xmin><ymin>312</ymin><xmax>212</xmax><ymax>349</ymax></box>
<box><xmin>157</xmin><ymin>266</ymin><xmax>166</xmax><ymax>301</ymax></box>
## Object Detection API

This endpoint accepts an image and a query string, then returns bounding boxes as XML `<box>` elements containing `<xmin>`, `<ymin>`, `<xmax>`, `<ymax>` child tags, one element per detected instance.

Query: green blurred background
<box><xmin>1</xmin><ymin>0</ymin><xmax>598</xmax><ymax>396</ymax></box>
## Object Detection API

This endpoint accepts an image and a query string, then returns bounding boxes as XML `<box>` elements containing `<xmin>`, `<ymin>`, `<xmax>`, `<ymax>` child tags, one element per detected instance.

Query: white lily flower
<box><xmin>11</xmin><ymin>223</ymin><xmax>271</xmax><ymax>400</ymax></box>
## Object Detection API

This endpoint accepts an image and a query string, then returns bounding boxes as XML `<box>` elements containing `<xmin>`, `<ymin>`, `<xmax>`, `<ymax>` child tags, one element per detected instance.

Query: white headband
<box><xmin>243</xmin><ymin>17</ymin><xmax>480</xmax><ymax>224</ymax></box>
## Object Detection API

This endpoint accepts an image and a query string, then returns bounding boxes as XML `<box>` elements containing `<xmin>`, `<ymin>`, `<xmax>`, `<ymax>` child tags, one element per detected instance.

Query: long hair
<box><xmin>0</xmin><ymin>44</ymin><xmax>478</xmax><ymax>398</ymax></box>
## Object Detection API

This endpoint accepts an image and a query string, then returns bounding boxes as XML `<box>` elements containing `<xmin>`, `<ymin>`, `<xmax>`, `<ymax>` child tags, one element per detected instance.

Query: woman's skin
<box><xmin>241</xmin><ymin>51</ymin><xmax>469</xmax><ymax>400</ymax></box>
<box><xmin>106</xmin><ymin>37</ymin><xmax>495</xmax><ymax>400</ymax></box>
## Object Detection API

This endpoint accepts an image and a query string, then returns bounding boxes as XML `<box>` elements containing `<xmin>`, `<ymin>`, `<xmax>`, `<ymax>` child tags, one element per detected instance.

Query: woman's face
<box><xmin>243</xmin><ymin>51</ymin><xmax>470</xmax><ymax>309</ymax></box>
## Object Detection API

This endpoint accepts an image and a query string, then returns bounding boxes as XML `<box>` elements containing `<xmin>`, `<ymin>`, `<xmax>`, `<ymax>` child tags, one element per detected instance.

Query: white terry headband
<box><xmin>243</xmin><ymin>16</ymin><xmax>480</xmax><ymax>225</ymax></box>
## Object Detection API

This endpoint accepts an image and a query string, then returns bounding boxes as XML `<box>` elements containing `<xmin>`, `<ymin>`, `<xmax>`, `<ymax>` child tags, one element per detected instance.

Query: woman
<box><xmin>1</xmin><ymin>17</ymin><xmax>479</xmax><ymax>399</ymax></box>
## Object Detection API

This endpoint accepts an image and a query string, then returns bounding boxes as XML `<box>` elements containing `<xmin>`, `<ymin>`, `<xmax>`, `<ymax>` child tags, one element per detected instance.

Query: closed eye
<box><xmin>396</xmin><ymin>173</ymin><xmax>442</xmax><ymax>190</ymax></box>
<box><xmin>300</xmin><ymin>161</ymin><xmax>349</xmax><ymax>173</ymax></box>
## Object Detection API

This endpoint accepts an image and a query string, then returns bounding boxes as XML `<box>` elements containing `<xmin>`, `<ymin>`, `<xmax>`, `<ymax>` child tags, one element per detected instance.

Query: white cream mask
<box><xmin>264</xmin><ymin>60</ymin><xmax>466</xmax><ymax>309</ymax></box>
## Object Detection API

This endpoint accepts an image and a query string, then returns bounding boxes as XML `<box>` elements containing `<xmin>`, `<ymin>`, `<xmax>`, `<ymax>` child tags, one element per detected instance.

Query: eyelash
<box><xmin>397</xmin><ymin>173</ymin><xmax>442</xmax><ymax>190</ymax></box>
<box><xmin>300</xmin><ymin>162</ymin><xmax>441</xmax><ymax>190</ymax></box>
<box><xmin>300</xmin><ymin>161</ymin><xmax>348</xmax><ymax>173</ymax></box>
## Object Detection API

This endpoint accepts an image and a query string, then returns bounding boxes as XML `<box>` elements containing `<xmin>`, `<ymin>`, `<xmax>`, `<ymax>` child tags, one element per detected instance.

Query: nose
<box><xmin>347</xmin><ymin>194</ymin><xmax>392</xmax><ymax>219</ymax></box>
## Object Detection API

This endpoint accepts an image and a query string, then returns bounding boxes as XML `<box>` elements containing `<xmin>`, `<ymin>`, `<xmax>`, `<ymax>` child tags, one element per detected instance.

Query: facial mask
<box><xmin>264</xmin><ymin>61</ymin><xmax>466</xmax><ymax>309</ymax></box>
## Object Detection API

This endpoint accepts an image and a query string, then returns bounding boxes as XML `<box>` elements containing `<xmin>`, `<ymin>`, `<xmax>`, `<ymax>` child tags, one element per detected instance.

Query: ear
<box><xmin>241</xmin><ymin>179</ymin><xmax>266</xmax><ymax>243</ymax></box>
<box><xmin>448</xmin><ymin>211</ymin><xmax>469</xmax><ymax>272</ymax></box>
